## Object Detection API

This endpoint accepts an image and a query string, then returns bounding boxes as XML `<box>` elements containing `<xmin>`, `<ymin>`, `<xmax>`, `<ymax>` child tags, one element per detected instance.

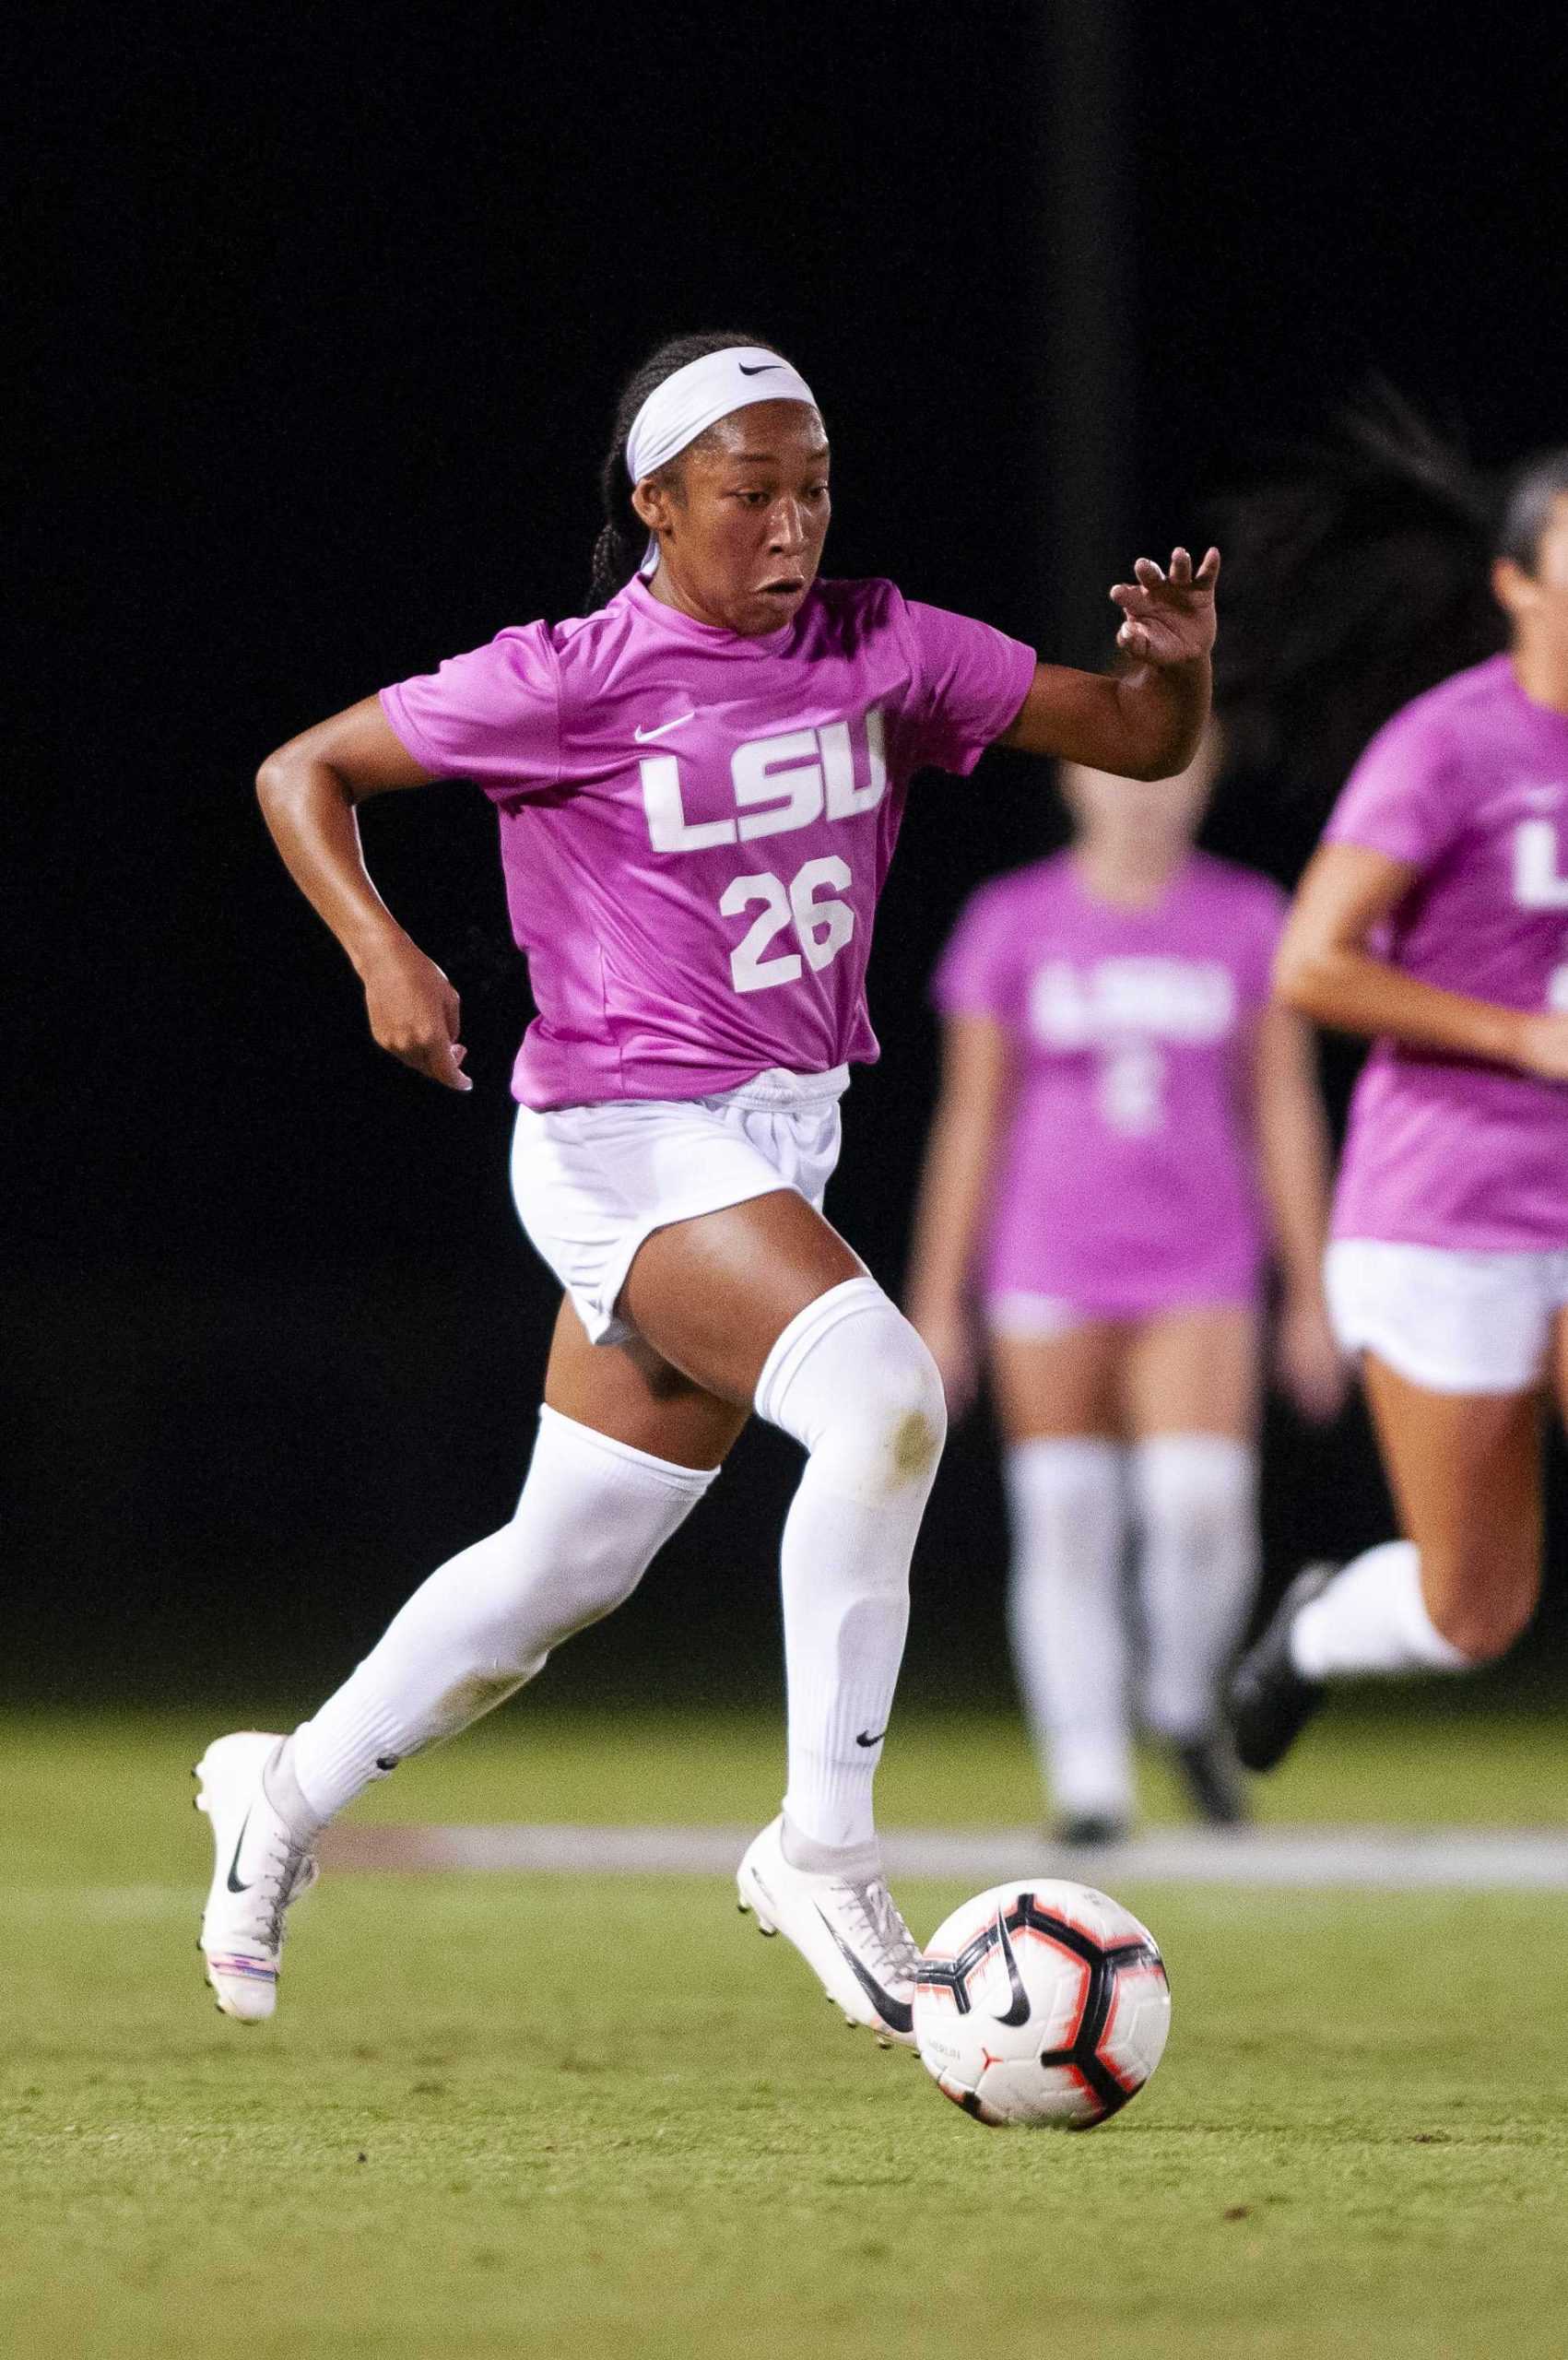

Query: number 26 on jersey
<box><xmin>640</xmin><ymin>709</ymin><xmax>884</xmax><ymax>995</ymax></box>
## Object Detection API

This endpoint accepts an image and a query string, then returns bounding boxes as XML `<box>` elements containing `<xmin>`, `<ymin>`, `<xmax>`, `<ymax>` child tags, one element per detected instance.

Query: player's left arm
<box><xmin>997</xmin><ymin>547</ymin><xmax>1219</xmax><ymax>780</ymax></box>
<box><xmin>1249</xmin><ymin>1000</ymin><xmax>1348</xmax><ymax>1422</ymax></box>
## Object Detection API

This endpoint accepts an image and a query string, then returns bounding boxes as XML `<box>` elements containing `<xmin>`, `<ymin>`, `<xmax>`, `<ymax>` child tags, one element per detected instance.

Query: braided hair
<box><xmin>1210</xmin><ymin>383</ymin><xmax>1514</xmax><ymax>799</ymax></box>
<box><xmin>587</xmin><ymin>328</ymin><xmax>780</xmax><ymax>609</ymax></box>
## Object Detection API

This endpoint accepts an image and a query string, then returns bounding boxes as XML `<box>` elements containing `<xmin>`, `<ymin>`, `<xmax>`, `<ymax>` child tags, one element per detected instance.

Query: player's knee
<box><xmin>479</xmin><ymin>1536</ymin><xmax>648</xmax><ymax>1675</ymax></box>
<box><xmin>1428</xmin><ymin>1583</ymin><xmax>1537</xmax><ymax>1663</ymax></box>
<box><xmin>759</xmin><ymin>1282</ymin><xmax>947</xmax><ymax>1504</ymax></box>
<box><xmin>828</xmin><ymin>1310</ymin><xmax>948</xmax><ymax>1503</ymax></box>
<box><xmin>1132</xmin><ymin>1435</ymin><xmax>1255</xmax><ymax>1552</ymax></box>
<box><xmin>1423</xmin><ymin>1547</ymin><xmax>1539</xmax><ymax>1662</ymax></box>
<box><xmin>1032</xmin><ymin>1462</ymin><xmax>1115</xmax><ymax>1529</ymax></box>
<box><xmin>866</xmin><ymin>1316</ymin><xmax>949</xmax><ymax>1488</ymax></box>
<box><xmin>1006</xmin><ymin>1439</ymin><xmax>1123</xmax><ymax>1562</ymax></box>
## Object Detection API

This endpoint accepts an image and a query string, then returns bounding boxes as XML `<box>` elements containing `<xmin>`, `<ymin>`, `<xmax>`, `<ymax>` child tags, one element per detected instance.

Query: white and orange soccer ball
<box><xmin>913</xmin><ymin>1880</ymin><xmax>1171</xmax><ymax>2128</ymax></box>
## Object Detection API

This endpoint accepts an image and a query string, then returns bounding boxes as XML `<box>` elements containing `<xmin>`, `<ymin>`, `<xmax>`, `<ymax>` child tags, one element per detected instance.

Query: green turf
<box><xmin>5</xmin><ymin>1709</ymin><xmax>1568</xmax><ymax>2357</ymax></box>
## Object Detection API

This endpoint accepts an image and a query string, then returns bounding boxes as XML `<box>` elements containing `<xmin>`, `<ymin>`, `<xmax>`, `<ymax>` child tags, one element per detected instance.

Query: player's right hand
<box><xmin>359</xmin><ymin>938</ymin><xmax>471</xmax><ymax>1092</ymax></box>
<box><xmin>1515</xmin><ymin>1010</ymin><xmax>1568</xmax><ymax>1083</ymax></box>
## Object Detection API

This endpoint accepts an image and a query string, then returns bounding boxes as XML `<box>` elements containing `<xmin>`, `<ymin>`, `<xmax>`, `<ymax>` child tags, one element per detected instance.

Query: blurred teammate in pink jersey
<box><xmin>910</xmin><ymin>729</ymin><xmax>1342</xmax><ymax>1843</ymax></box>
<box><xmin>193</xmin><ymin>331</ymin><xmax>1220</xmax><ymax>2036</ymax></box>
<box><xmin>1223</xmin><ymin>420</ymin><xmax>1568</xmax><ymax>1769</ymax></box>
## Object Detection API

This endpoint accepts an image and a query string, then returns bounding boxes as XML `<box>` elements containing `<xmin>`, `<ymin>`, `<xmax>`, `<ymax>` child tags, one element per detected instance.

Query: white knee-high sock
<box><xmin>754</xmin><ymin>1277</ymin><xmax>946</xmax><ymax>1864</ymax></box>
<box><xmin>1004</xmin><ymin>1438</ymin><xmax>1131</xmax><ymax>1822</ymax></box>
<box><xmin>277</xmin><ymin>1406</ymin><xmax>716</xmax><ymax>1828</ymax></box>
<box><xmin>1288</xmin><ymin>1540</ymin><xmax>1472</xmax><ymax>1679</ymax></box>
<box><xmin>1131</xmin><ymin>1434</ymin><xmax>1259</xmax><ymax>1742</ymax></box>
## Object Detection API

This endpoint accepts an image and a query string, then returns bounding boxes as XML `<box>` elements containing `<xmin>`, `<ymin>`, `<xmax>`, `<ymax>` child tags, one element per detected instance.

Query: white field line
<box><xmin>319</xmin><ymin>1821</ymin><xmax>1568</xmax><ymax>1892</ymax></box>
<box><xmin>9</xmin><ymin>1826</ymin><xmax>1567</xmax><ymax>1923</ymax></box>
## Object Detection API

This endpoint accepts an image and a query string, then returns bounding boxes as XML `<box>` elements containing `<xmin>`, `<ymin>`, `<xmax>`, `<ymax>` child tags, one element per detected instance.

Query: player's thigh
<box><xmin>617</xmin><ymin>1187</ymin><xmax>867</xmax><ymax>1408</ymax></box>
<box><xmin>1121</xmin><ymin>1304</ymin><xmax>1260</xmax><ymax>1440</ymax></box>
<box><xmin>544</xmin><ymin>1295</ymin><xmax>749</xmax><ymax>1470</ymax></box>
<box><xmin>1360</xmin><ymin>1351</ymin><xmax>1543</xmax><ymax>1610</ymax></box>
<box><xmin>986</xmin><ymin>1323</ymin><xmax>1126</xmax><ymax>1440</ymax></box>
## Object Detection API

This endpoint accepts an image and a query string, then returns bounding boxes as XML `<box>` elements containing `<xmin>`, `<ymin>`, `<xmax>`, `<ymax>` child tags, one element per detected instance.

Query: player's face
<box><xmin>1493</xmin><ymin>492</ymin><xmax>1568</xmax><ymax>656</ymax></box>
<box><xmin>634</xmin><ymin>403</ymin><xmax>831</xmax><ymax>636</ymax></box>
<box><xmin>1061</xmin><ymin>721</ymin><xmax>1220</xmax><ymax>853</ymax></box>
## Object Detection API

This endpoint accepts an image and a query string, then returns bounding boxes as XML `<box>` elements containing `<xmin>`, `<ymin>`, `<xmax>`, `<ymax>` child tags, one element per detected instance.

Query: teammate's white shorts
<box><xmin>984</xmin><ymin>1291</ymin><xmax>1256</xmax><ymax>1339</ymax></box>
<box><xmin>984</xmin><ymin>1292</ymin><xmax>1086</xmax><ymax>1340</ymax></box>
<box><xmin>511</xmin><ymin>1067</ymin><xmax>848</xmax><ymax>1347</ymax></box>
<box><xmin>1325</xmin><ymin>1237</ymin><xmax>1568</xmax><ymax>1395</ymax></box>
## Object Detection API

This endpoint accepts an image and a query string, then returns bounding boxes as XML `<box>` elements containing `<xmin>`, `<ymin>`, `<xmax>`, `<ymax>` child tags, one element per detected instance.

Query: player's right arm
<box><xmin>256</xmin><ymin>697</ymin><xmax>471</xmax><ymax>1092</ymax></box>
<box><xmin>1275</xmin><ymin>841</ymin><xmax>1568</xmax><ymax>1080</ymax></box>
<box><xmin>907</xmin><ymin>1012</ymin><xmax>1014</xmax><ymax>1415</ymax></box>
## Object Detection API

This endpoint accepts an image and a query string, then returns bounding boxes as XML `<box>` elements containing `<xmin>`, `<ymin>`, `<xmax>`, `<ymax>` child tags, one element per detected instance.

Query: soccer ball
<box><xmin>914</xmin><ymin>1880</ymin><xmax>1171</xmax><ymax>2128</ymax></box>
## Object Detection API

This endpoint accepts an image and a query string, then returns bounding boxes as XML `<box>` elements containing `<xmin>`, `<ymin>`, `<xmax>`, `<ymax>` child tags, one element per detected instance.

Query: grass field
<box><xmin>6</xmin><ymin>1704</ymin><xmax>1568</xmax><ymax>2358</ymax></box>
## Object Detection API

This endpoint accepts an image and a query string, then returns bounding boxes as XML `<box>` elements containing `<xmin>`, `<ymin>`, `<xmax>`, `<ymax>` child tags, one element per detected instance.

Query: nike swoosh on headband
<box><xmin>737</xmin><ymin>361</ymin><xmax>782</xmax><ymax>375</ymax></box>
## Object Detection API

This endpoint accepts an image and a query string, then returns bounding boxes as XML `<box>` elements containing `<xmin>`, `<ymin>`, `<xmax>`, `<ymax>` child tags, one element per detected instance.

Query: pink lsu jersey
<box><xmin>934</xmin><ymin>851</ymin><xmax>1288</xmax><ymax>1315</ymax></box>
<box><xmin>1326</xmin><ymin>655</ymin><xmax>1568</xmax><ymax>1251</ymax></box>
<box><xmin>379</xmin><ymin>575</ymin><xmax>1036</xmax><ymax>1108</ymax></box>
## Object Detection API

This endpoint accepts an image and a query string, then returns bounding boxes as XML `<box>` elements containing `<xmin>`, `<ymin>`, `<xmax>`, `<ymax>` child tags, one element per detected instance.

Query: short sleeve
<box><xmin>931</xmin><ymin>882</ymin><xmax>1024</xmax><ymax>1025</ymax></box>
<box><xmin>894</xmin><ymin>596</ymin><xmax>1037</xmax><ymax>777</ymax></box>
<box><xmin>379</xmin><ymin>623</ymin><xmax>562</xmax><ymax>802</ymax></box>
<box><xmin>1324</xmin><ymin>706</ymin><xmax>1463</xmax><ymax>873</ymax></box>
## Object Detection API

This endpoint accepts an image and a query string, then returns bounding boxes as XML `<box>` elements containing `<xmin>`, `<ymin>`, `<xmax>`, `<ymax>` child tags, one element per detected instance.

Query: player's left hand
<box><xmin>1110</xmin><ymin>547</ymin><xmax>1220</xmax><ymax>667</ymax></box>
<box><xmin>1274</xmin><ymin>1286</ymin><xmax>1349</xmax><ymax>1423</ymax></box>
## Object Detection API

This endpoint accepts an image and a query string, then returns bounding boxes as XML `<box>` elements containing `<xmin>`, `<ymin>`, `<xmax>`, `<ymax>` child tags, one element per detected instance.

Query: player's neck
<box><xmin>1072</xmin><ymin>840</ymin><xmax>1188</xmax><ymax>910</ymax></box>
<box><xmin>1509</xmin><ymin>640</ymin><xmax>1568</xmax><ymax>718</ymax></box>
<box><xmin>643</xmin><ymin>558</ymin><xmax>757</xmax><ymax>636</ymax></box>
<box><xmin>644</xmin><ymin>560</ymin><xmax>722</xmax><ymax>628</ymax></box>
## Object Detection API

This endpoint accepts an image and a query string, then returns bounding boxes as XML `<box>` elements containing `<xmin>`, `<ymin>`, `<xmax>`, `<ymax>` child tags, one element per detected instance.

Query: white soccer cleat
<box><xmin>736</xmin><ymin>1816</ymin><xmax>919</xmax><ymax>2047</ymax></box>
<box><xmin>194</xmin><ymin>1730</ymin><xmax>319</xmax><ymax>2023</ymax></box>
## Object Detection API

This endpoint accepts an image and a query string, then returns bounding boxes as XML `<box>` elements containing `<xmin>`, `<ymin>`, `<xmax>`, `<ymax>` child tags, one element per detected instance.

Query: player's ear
<box><xmin>1491</xmin><ymin>555</ymin><xmax>1535</xmax><ymax>620</ymax></box>
<box><xmin>632</xmin><ymin>478</ymin><xmax>674</xmax><ymax>537</ymax></box>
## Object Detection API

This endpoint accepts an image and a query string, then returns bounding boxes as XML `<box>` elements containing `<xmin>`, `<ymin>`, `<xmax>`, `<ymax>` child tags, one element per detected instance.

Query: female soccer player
<box><xmin>197</xmin><ymin>332</ymin><xmax>1218</xmax><ymax>2039</ymax></box>
<box><xmin>909</xmin><ymin>726</ymin><xmax>1342</xmax><ymax>1844</ymax></box>
<box><xmin>1228</xmin><ymin>441</ymin><xmax>1568</xmax><ymax>1766</ymax></box>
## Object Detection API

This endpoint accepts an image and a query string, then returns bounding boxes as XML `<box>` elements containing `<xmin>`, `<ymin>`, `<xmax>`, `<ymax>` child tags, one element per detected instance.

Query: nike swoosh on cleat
<box><xmin>632</xmin><ymin>712</ymin><xmax>697</xmax><ymax>742</ymax></box>
<box><xmin>986</xmin><ymin>1905</ymin><xmax>1032</xmax><ymax>2026</ymax></box>
<box><xmin>855</xmin><ymin>1729</ymin><xmax>887</xmax><ymax>1749</ymax></box>
<box><xmin>226</xmin><ymin>1807</ymin><xmax>255</xmax><ymax>1894</ymax></box>
<box><xmin>815</xmin><ymin>1906</ymin><xmax>914</xmax><ymax>2036</ymax></box>
<box><xmin>737</xmin><ymin>362</ymin><xmax>782</xmax><ymax>375</ymax></box>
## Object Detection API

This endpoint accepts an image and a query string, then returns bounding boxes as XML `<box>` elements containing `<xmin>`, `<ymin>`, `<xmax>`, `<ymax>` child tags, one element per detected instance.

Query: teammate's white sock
<box><xmin>1131</xmin><ymin>1434</ymin><xmax>1259</xmax><ymax>1742</ymax></box>
<box><xmin>1288</xmin><ymin>1540</ymin><xmax>1472</xmax><ymax>1679</ymax></box>
<box><xmin>278</xmin><ymin>1406</ymin><xmax>716</xmax><ymax>1828</ymax></box>
<box><xmin>754</xmin><ymin>1278</ymin><xmax>946</xmax><ymax>1858</ymax></box>
<box><xmin>1004</xmin><ymin>1437</ymin><xmax>1131</xmax><ymax>1822</ymax></box>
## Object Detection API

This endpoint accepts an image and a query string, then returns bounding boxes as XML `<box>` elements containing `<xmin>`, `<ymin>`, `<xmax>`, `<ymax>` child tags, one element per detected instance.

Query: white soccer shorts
<box><xmin>983</xmin><ymin>1291</ymin><xmax>1256</xmax><ymax>1339</ymax></box>
<box><xmin>510</xmin><ymin>1066</ymin><xmax>848</xmax><ymax>1347</ymax></box>
<box><xmin>984</xmin><ymin>1292</ymin><xmax>1088</xmax><ymax>1340</ymax></box>
<box><xmin>1325</xmin><ymin>1237</ymin><xmax>1568</xmax><ymax>1396</ymax></box>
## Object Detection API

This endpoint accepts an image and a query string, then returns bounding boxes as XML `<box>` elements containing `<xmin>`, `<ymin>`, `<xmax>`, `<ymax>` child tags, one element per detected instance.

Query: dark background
<box><xmin>11</xmin><ymin>7</ymin><xmax>1568</xmax><ymax>1709</ymax></box>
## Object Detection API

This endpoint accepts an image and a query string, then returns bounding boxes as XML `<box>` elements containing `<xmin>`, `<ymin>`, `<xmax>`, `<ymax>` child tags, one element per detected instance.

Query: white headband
<box><xmin>624</xmin><ymin>346</ymin><xmax>819</xmax><ymax>488</ymax></box>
